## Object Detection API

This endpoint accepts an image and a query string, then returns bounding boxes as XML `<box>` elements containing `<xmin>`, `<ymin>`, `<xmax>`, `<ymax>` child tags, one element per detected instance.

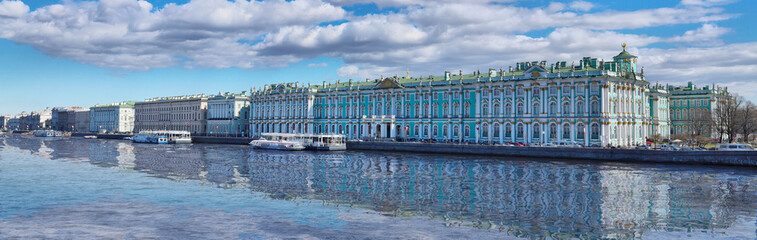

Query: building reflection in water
<box><xmin>2</xmin><ymin>135</ymin><xmax>756</xmax><ymax>239</ymax></box>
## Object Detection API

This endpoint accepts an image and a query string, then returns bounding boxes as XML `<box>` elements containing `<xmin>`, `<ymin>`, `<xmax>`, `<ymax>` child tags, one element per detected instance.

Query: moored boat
<box><xmin>132</xmin><ymin>130</ymin><xmax>190</xmax><ymax>144</ymax></box>
<box><xmin>33</xmin><ymin>130</ymin><xmax>62</xmax><ymax>137</ymax></box>
<box><xmin>250</xmin><ymin>133</ymin><xmax>305</xmax><ymax>151</ymax></box>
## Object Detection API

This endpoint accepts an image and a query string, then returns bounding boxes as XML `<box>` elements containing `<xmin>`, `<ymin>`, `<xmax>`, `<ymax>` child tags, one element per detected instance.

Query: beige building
<box><xmin>90</xmin><ymin>102</ymin><xmax>135</xmax><ymax>133</ymax></box>
<box><xmin>134</xmin><ymin>95</ymin><xmax>208</xmax><ymax>135</ymax></box>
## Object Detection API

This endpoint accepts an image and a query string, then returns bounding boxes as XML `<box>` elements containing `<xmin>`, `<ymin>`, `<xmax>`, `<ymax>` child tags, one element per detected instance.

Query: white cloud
<box><xmin>667</xmin><ymin>23</ymin><xmax>730</xmax><ymax>44</ymax></box>
<box><xmin>680</xmin><ymin>0</ymin><xmax>735</xmax><ymax>7</ymax></box>
<box><xmin>307</xmin><ymin>63</ymin><xmax>328</xmax><ymax>67</ymax></box>
<box><xmin>569</xmin><ymin>1</ymin><xmax>594</xmax><ymax>11</ymax></box>
<box><xmin>0</xmin><ymin>0</ymin><xmax>345</xmax><ymax>70</ymax></box>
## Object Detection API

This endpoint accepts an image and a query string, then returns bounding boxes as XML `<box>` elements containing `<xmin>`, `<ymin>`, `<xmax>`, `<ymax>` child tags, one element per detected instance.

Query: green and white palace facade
<box><xmin>249</xmin><ymin>47</ymin><xmax>681</xmax><ymax>147</ymax></box>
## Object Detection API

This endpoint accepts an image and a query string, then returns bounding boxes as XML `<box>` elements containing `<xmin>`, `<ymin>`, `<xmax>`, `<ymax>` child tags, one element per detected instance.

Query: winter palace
<box><xmin>250</xmin><ymin>46</ymin><xmax>711</xmax><ymax>147</ymax></box>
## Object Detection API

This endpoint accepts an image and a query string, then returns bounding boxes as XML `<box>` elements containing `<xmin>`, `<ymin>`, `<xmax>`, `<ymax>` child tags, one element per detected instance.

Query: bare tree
<box><xmin>737</xmin><ymin>100</ymin><xmax>756</xmax><ymax>143</ymax></box>
<box><xmin>690</xmin><ymin>109</ymin><xmax>713</xmax><ymax>137</ymax></box>
<box><xmin>714</xmin><ymin>94</ymin><xmax>743</xmax><ymax>143</ymax></box>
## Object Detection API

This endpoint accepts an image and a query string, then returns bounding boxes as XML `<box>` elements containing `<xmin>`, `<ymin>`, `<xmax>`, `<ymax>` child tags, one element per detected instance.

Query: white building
<box><xmin>90</xmin><ymin>102</ymin><xmax>135</xmax><ymax>133</ymax></box>
<box><xmin>134</xmin><ymin>95</ymin><xmax>208</xmax><ymax>135</ymax></box>
<box><xmin>206</xmin><ymin>93</ymin><xmax>250</xmax><ymax>137</ymax></box>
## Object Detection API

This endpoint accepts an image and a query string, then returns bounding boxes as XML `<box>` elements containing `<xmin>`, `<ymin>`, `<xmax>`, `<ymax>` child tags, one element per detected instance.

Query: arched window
<box><xmin>395</xmin><ymin>103</ymin><xmax>401</xmax><ymax>116</ymax></box>
<box><xmin>405</xmin><ymin>104</ymin><xmax>410</xmax><ymax>117</ymax></box>
<box><xmin>368</xmin><ymin>105</ymin><xmax>373</xmax><ymax>116</ymax></box>
<box><xmin>590</xmin><ymin>101</ymin><xmax>599</xmax><ymax>115</ymax></box>
<box><xmin>433</xmin><ymin>103</ymin><xmax>439</xmax><ymax>117</ymax></box>
<box><xmin>482</xmin><ymin>103</ymin><xmax>489</xmax><ymax>116</ymax></box>
<box><xmin>562</xmin><ymin>102</ymin><xmax>570</xmax><ymax>114</ymax></box>
<box><xmin>482</xmin><ymin>124</ymin><xmax>489</xmax><ymax>138</ymax></box>
<box><xmin>549</xmin><ymin>102</ymin><xmax>557</xmax><ymax>115</ymax></box>
<box><xmin>454</xmin><ymin>103</ymin><xmax>459</xmax><ymax>116</ymax></box>
<box><xmin>517</xmin><ymin>103</ymin><xmax>524</xmax><ymax>115</ymax></box>
<box><xmin>454</xmin><ymin>125</ymin><xmax>459</xmax><ymax>137</ymax></box>
<box><xmin>443</xmin><ymin>103</ymin><xmax>449</xmax><ymax>116</ymax></box>
<box><xmin>494</xmin><ymin>103</ymin><xmax>501</xmax><ymax>116</ymax></box>
<box><xmin>443</xmin><ymin>124</ymin><xmax>448</xmax><ymax>137</ymax></box>
<box><xmin>464</xmin><ymin>125</ymin><xmax>471</xmax><ymax>137</ymax></box>
<box><xmin>505</xmin><ymin>123</ymin><xmax>512</xmax><ymax>138</ymax></box>
<box><xmin>517</xmin><ymin>124</ymin><xmax>523</xmax><ymax>138</ymax></box>
<box><xmin>433</xmin><ymin>125</ymin><xmax>439</xmax><ymax>137</ymax></box>
<box><xmin>414</xmin><ymin>104</ymin><xmax>420</xmax><ymax>117</ymax></box>
<box><xmin>414</xmin><ymin>124</ymin><xmax>419</xmax><ymax>136</ymax></box>
<box><xmin>591</xmin><ymin>123</ymin><xmax>599</xmax><ymax>139</ymax></box>
<box><xmin>505</xmin><ymin>103</ymin><xmax>512</xmax><ymax>115</ymax></box>
<box><xmin>576</xmin><ymin>101</ymin><xmax>584</xmax><ymax>115</ymax></box>
<box><xmin>549</xmin><ymin>124</ymin><xmax>557</xmax><ymax>140</ymax></box>
<box><xmin>423</xmin><ymin>104</ymin><xmax>429</xmax><ymax>117</ymax></box>
<box><xmin>562</xmin><ymin>124</ymin><xmax>570</xmax><ymax>139</ymax></box>
<box><xmin>533</xmin><ymin>103</ymin><xmax>540</xmax><ymax>115</ymax></box>
<box><xmin>533</xmin><ymin>124</ymin><xmax>541</xmax><ymax>140</ymax></box>
<box><xmin>464</xmin><ymin>103</ymin><xmax>471</xmax><ymax>117</ymax></box>
<box><xmin>577</xmin><ymin>123</ymin><xmax>585</xmax><ymax>139</ymax></box>
<box><xmin>494</xmin><ymin>124</ymin><xmax>500</xmax><ymax>138</ymax></box>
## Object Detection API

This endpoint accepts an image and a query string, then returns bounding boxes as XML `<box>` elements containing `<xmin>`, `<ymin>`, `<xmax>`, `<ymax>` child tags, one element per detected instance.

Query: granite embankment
<box><xmin>347</xmin><ymin>141</ymin><xmax>757</xmax><ymax>167</ymax></box>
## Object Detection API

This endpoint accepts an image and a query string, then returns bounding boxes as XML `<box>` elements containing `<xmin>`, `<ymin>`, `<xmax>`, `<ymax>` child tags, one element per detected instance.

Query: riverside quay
<box><xmin>249</xmin><ymin>46</ymin><xmax>727</xmax><ymax>147</ymax></box>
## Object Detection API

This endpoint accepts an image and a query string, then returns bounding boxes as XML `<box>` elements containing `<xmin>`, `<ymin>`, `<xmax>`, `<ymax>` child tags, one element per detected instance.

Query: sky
<box><xmin>1</xmin><ymin>0</ymin><xmax>756</xmax><ymax>115</ymax></box>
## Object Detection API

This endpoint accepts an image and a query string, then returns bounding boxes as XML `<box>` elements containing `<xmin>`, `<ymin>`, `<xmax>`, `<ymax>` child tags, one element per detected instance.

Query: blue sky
<box><xmin>1</xmin><ymin>0</ymin><xmax>756</xmax><ymax>115</ymax></box>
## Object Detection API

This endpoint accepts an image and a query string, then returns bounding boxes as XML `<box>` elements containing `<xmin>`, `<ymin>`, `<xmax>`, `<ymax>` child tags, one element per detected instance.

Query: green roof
<box><xmin>614</xmin><ymin>50</ymin><xmax>636</xmax><ymax>59</ymax></box>
<box><xmin>91</xmin><ymin>101</ymin><xmax>136</xmax><ymax>108</ymax></box>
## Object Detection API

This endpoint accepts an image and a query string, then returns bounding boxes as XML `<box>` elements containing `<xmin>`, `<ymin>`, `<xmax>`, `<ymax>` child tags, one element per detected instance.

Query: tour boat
<box><xmin>84</xmin><ymin>135</ymin><xmax>97</xmax><ymax>139</ymax></box>
<box><xmin>132</xmin><ymin>130</ymin><xmax>191</xmax><ymax>144</ymax></box>
<box><xmin>299</xmin><ymin>134</ymin><xmax>347</xmax><ymax>151</ymax></box>
<box><xmin>250</xmin><ymin>133</ymin><xmax>305</xmax><ymax>151</ymax></box>
<box><xmin>34</xmin><ymin>130</ymin><xmax>62</xmax><ymax>137</ymax></box>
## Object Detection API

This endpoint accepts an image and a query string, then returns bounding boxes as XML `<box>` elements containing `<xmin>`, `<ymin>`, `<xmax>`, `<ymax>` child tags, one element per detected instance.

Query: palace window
<box><xmin>562</xmin><ymin>102</ymin><xmax>570</xmax><ymax>114</ymax></box>
<box><xmin>464</xmin><ymin>125</ymin><xmax>470</xmax><ymax>137</ymax></box>
<box><xmin>517</xmin><ymin>87</ymin><xmax>524</xmax><ymax>95</ymax></box>
<box><xmin>505</xmin><ymin>88</ymin><xmax>512</xmax><ymax>96</ymax></box>
<box><xmin>550</xmin><ymin>124</ymin><xmax>557</xmax><ymax>139</ymax></box>
<box><xmin>517</xmin><ymin>103</ymin><xmax>524</xmax><ymax>115</ymax></box>
<box><xmin>482</xmin><ymin>124</ymin><xmax>488</xmax><ymax>138</ymax></box>
<box><xmin>433</xmin><ymin>103</ymin><xmax>439</xmax><ymax>117</ymax></box>
<box><xmin>549</xmin><ymin>102</ymin><xmax>557</xmax><ymax>115</ymax></box>
<box><xmin>576</xmin><ymin>101</ymin><xmax>584</xmax><ymax>115</ymax></box>
<box><xmin>591</xmin><ymin>101</ymin><xmax>600</xmax><ymax>115</ymax></box>
<box><xmin>563</xmin><ymin>124</ymin><xmax>570</xmax><ymax>139</ymax></box>
<box><xmin>549</xmin><ymin>86</ymin><xmax>557</xmax><ymax>96</ymax></box>
<box><xmin>532</xmin><ymin>103</ymin><xmax>540</xmax><ymax>115</ymax></box>
<box><xmin>494</xmin><ymin>124</ymin><xmax>500</xmax><ymax>138</ymax></box>
<box><xmin>464</xmin><ymin>103</ymin><xmax>471</xmax><ymax>117</ymax></box>
<box><xmin>562</xmin><ymin>86</ymin><xmax>570</xmax><ymax>95</ymax></box>
<box><xmin>591</xmin><ymin>123</ymin><xmax>599</xmax><ymax>139</ymax></box>
<box><xmin>533</xmin><ymin>124</ymin><xmax>541</xmax><ymax>139</ymax></box>
<box><xmin>415</xmin><ymin>104</ymin><xmax>420</xmax><ymax>117</ymax></box>
<box><xmin>505</xmin><ymin>124</ymin><xmax>512</xmax><ymax>138</ymax></box>
<box><xmin>533</xmin><ymin>87</ymin><xmax>540</xmax><ymax>96</ymax></box>
<box><xmin>482</xmin><ymin>103</ymin><xmax>489</xmax><ymax>116</ymax></box>
<box><xmin>577</xmin><ymin>124</ymin><xmax>585</xmax><ymax>139</ymax></box>
<box><xmin>443</xmin><ymin>103</ymin><xmax>449</xmax><ymax>116</ymax></box>
<box><xmin>505</xmin><ymin>103</ymin><xmax>512</xmax><ymax>115</ymax></box>
<box><xmin>494</xmin><ymin>103</ymin><xmax>500</xmax><ymax>116</ymax></box>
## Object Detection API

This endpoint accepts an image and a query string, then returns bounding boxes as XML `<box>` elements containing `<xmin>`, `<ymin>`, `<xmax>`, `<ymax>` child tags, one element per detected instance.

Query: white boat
<box><xmin>250</xmin><ymin>133</ymin><xmax>305</xmax><ymax>151</ymax></box>
<box><xmin>717</xmin><ymin>143</ymin><xmax>755</xmax><ymax>151</ymax></box>
<box><xmin>34</xmin><ymin>130</ymin><xmax>62</xmax><ymax>137</ymax></box>
<box><xmin>132</xmin><ymin>130</ymin><xmax>191</xmax><ymax>144</ymax></box>
<box><xmin>299</xmin><ymin>134</ymin><xmax>347</xmax><ymax>151</ymax></box>
<box><xmin>84</xmin><ymin>135</ymin><xmax>97</xmax><ymax>139</ymax></box>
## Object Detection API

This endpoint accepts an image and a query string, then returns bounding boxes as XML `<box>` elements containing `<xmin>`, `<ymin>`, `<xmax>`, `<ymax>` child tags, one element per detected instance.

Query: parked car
<box><xmin>635</xmin><ymin>145</ymin><xmax>650</xmax><ymax>150</ymax></box>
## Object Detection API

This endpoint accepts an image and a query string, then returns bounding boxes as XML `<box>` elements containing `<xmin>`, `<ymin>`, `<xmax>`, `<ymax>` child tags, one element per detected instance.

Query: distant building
<box><xmin>20</xmin><ymin>109</ymin><xmax>52</xmax><ymax>130</ymax></box>
<box><xmin>0</xmin><ymin>115</ymin><xmax>9</xmax><ymax>129</ymax></box>
<box><xmin>134</xmin><ymin>95</ymin><xmax>208</xmax><ymax>134</ymax></box>
<box><xmin>207</xmin><ymin>93</ymin><xmax>250</xmax><ymax>137</ymax></box>
<box><xmin>74</xmin><ymin>108</ymin><xmax>90</xmax><ymax>132</ymax></box>
<box><xmin>668</xmin><ymin>82</ymin><xmax>728</xmax><ymax>138</ymax></box>
<box><xmin>90</xmin><ymin>102</ymin><xmax>135</xmax><ymax>133</ymax></box>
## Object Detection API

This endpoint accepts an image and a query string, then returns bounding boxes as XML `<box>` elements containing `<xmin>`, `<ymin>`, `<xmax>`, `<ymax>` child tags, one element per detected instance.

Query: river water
<box><xmin>1</xmin><ymin>135</ymin><xmax>756</xmax><ymax>239</ymax></box>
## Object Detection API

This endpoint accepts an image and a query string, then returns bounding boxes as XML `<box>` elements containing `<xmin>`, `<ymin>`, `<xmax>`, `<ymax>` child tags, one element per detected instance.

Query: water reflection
<box><xmin>1</xmin><ymin>135</ymin><xmax>756</xmax><ymax>239</ymax></box>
